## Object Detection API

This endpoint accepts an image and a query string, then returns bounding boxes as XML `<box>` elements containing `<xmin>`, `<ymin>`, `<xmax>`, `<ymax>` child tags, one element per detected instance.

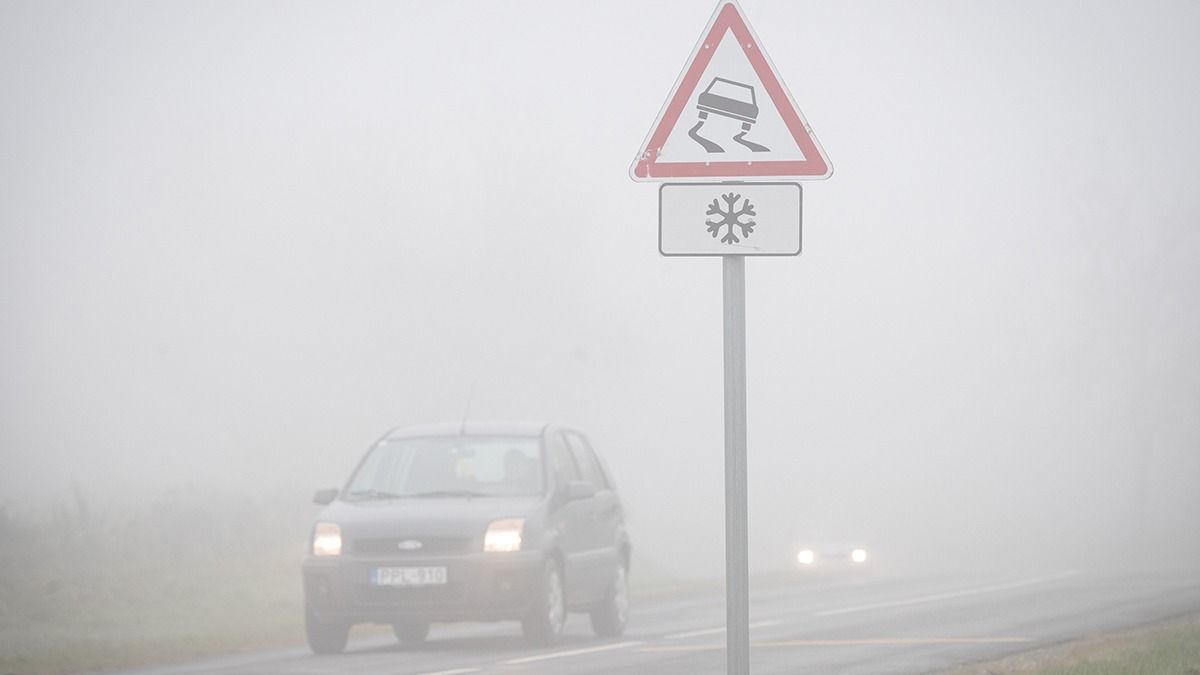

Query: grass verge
<box><xmin>944</xmin><ymin>614</ymin><xmax>1200</xmax><ymax>675</ymax></box>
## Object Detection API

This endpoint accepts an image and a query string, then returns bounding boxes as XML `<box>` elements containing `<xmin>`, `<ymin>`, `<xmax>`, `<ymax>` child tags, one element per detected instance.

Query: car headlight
<box><xmin>797</xmin><ymin>549</ymin><xmax>815</xmax><ymax>565</ymax></box>
<box><xmin>484</xmin><ymin>518</ymin><xmax>524</xmax><ymax>553</ymax></box>
<box><xmin>312</xmin><ymin>522</ymin><xmax>342</xmax><ymax>556</ymax></box>
<box><xmin>851</xmin><ymin>548</ymin><xmax>868</xmax><ymax>563</ymax></box>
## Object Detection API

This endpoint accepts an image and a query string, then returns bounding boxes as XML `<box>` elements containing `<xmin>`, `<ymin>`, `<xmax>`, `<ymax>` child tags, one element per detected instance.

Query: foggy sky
<box><xmin>2</xmin><ymin>0</ymin><xmax>1199</xmax><ymax>578</ymax></box>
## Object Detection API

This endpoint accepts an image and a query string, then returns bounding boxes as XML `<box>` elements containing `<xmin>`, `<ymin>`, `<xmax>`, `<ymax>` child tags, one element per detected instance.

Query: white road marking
<box><xmin>416</xmin><ymin>669</ymin><xmax>481</xmax><ymax>675</ymax></box>
<box><xmin>813</xmin><ymin>570</ymin><xmax>1080</xmax><ymax>617</ymax></box>
<box><xmin>500</xmin><ymin>640</ymin><xmax>643</xmax><ymax>665</ymax></box>
<box><xmin>665</xmin><ymin>619</ymin><xmax>781</xmax><ymax>639</ymax></box>
<box><xmin>641</xmin><ymin>636</ymin><xmax>1033</xmax><ymax>652</ymax></box>
<box><xmin>756</xmin><ymin>636</ymin><xmax>1033</xmax><ymax>646</ymax></box>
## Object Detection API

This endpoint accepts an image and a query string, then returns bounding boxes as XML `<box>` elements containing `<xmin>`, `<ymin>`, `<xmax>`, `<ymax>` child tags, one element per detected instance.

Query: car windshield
<box><xmin>344</xmin><ymin>436</ymin><xmax>543</xmax><ymax>500</ymax></box>
<box><xmin>706</xmin><ymin>78</ymin><xmax>754</xmax><ymax>103</ymax></box>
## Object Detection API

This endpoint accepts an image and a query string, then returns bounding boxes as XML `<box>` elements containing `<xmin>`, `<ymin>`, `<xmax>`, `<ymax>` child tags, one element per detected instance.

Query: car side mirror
<box><xmin>313</xmin><ymin>488</ymin><xmax>339</xmax><ymax>505</ymax></box>
<box><xmin>563</xmin><ymin>480</ymin><xmax>596</xmax><ymax>501</ymax></box>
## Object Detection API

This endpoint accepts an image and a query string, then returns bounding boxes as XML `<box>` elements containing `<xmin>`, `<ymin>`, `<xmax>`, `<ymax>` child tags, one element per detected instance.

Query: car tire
<box><xmin>392</xmin><ymin>619</ymin><xmax>430</xmax><ymax>645</ymax></box>
<box><xmin>305</xmin><ymin>606</ymin><xmax>349</xmax><ymax>655</ymax></box>
<box><xmin>522</xmin><ymin>558</ymin><xmax>567</xmax><ymax>646</ymax></box>
<box><xmin>589</xmin><ymin>561</ymin><xmax>629</xmax><ymax>637</ymax></box>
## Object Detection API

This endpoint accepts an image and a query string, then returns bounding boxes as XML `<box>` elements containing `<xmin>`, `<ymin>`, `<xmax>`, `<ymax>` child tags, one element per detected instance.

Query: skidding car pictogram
<box><xmin>687</xmin><ymin>77</ymin><xmax>770</xmax><ymax>153</ymax></box>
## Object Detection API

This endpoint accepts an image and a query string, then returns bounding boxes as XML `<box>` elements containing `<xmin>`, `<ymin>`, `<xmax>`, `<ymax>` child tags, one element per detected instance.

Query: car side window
<box><xmin>550</xmin><ymin>436</ymin><xmax>582</xmax><ymax>486</ymax></box>
<box><xmin>565</xmin><ymin>432</ymin><xmax>610</xmax><ymax>491</ymax></box>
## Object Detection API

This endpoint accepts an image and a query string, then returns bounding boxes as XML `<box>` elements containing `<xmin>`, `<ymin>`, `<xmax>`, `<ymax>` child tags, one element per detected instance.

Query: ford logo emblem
<box><xmin>397</xmin><ymin>540</ymin><xmax>423</xmax><ymax>551</ymax></box>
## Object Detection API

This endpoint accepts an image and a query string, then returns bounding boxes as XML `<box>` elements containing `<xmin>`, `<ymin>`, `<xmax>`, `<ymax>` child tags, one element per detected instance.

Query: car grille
<box><xmin>352</xmin><ymin>536</ymin><xmax>474</xmax><ymax>557</ymax></box>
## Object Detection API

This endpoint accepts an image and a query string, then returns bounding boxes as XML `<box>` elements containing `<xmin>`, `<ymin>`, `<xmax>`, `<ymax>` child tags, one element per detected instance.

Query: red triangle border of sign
<box><xmin>632</xmin><ymin>2</ymin><xmax>830</xmax><ymax>180</ymax></box>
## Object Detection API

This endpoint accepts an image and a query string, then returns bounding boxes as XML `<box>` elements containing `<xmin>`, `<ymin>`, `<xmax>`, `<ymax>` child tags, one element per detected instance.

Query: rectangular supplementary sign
<box><xmin>659</xmin><ymin>182</ymin><xmax>801</xmax><ymax>256</ymax></box>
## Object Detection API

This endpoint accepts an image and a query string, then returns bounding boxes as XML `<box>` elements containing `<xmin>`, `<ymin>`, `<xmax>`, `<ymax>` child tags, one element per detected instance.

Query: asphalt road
<box><xmin>115</xmin><ymin>569</ymin><xmax>1200</xmax><ymax>675</ymax></box>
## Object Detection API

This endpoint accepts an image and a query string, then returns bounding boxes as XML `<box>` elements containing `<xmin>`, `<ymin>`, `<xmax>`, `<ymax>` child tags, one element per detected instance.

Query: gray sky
<box><xmin>2</xmin><ymin>0</ymin><xmax>1199</xmax><ymax>577</ymax></box>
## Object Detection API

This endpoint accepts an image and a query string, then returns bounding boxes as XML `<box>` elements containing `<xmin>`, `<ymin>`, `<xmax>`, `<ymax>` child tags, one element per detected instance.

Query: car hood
<box><xmin>317</xmin><ymin>495</ymin><xmax>544</xmax><ymax>539</ymax></box>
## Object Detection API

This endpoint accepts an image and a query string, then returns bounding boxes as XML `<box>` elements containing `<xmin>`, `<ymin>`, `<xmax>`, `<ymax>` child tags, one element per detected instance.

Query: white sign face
<box><xmin>631</xmin><ymin>1</ymin><xmax>831</xmax><ymax>181</ymax></box>
<box><xmin>659</xmin><ymin>183</ymin><xmax>801</xmax><ymax>256</ymax></box>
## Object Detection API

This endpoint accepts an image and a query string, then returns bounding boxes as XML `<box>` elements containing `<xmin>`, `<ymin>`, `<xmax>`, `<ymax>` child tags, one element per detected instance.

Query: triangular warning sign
<box><xmin>630</xmin><ymin>1</ymin><xmax>831</xmax><ymax>181</ymax></box>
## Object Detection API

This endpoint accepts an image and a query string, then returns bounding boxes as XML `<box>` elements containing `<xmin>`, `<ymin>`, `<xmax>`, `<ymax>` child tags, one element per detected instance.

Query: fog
<box><xmin>3</xmin><ymin>0</ymin><xmax>1199</xmax><ymax>594</ymax></box>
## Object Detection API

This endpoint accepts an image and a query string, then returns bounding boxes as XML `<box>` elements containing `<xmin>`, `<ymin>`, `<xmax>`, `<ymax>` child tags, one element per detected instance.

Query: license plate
<box><xmin>371</xmin><ymin>566</ymin><xmax>448</xmax><ymax>586</ymax></box>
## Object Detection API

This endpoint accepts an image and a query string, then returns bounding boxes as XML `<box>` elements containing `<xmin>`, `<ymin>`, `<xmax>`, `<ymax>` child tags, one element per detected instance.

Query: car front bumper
<box><xmin>302</xmin><ymin>551</ymin><xmax>544</xmax><ymax>624</ymax></box>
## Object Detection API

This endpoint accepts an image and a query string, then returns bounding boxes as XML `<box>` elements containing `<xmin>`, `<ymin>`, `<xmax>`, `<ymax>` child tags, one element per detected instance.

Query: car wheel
<box><xmin>305</xmin><ymin>605</ymin><xmax>349</xmax><ymax>655</ymax></box>
<box><xmin>589</xmin><ymin>561</ymin><xmax>629</xmax><ymax>637</ymax></box>
<box><xmin>522</xmin><ymin>558</ymin><xmax>567</xmax><ymax>646</ymax></box>
<box><xmin>392</xmin><ymin>619</ymin><xmax>430</xmax><ymax>645</ymax></box>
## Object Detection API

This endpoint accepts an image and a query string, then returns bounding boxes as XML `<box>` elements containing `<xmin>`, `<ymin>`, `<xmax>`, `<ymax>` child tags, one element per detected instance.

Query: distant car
<box><xmin>792</xmin><ymin>540</ymin><xmax>871</xmax><ymax>571</ymax></box>
<box><xmin>301</xmin><ymin>421</ymin><xmax>630</xmax><ymax>654</ymax></box>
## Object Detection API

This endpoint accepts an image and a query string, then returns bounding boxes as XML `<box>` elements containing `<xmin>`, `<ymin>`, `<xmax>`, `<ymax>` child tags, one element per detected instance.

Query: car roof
<box><xmin>383</xmin><ymin>420</ymin><xmax>554</xmax><ymax>440</ymax></box>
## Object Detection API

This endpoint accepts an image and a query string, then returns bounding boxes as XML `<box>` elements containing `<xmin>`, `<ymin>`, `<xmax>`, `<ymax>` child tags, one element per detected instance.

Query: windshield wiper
<box><xmin>345</xmin><ymin>489</ymin><xmax>405</xmax><ymax>501</ymax></box>
<box><xmin>407</xmin><ymin>489</ymin><xmax>490</xmax><ymax>499</ymax></box>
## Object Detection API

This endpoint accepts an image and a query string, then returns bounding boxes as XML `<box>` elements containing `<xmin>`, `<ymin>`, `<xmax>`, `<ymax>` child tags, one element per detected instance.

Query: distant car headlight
<box><xmin>851</xmin><ymin>548</ymin><xmax>868</xmax><ymax>563</ymax></box>
<box><xmin>484</xmin><ymin>518</ymin><xmax>524</xmax><ymax>553</ymax></box>
<box><xmin>797</xmin><ymin>549</ymin><xmax>815</xmax><ymax>565</ymax></box>
<box><xmin>312</xmin><ymin>522</ymin><xmax>342</xmax><ymax>556</ymax></box>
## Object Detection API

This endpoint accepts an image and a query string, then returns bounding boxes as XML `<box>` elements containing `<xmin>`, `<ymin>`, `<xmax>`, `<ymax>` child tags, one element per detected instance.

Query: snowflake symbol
<box><xmin>705</xmin><ymin>192</ymin><xmax>757</xmax><ymax>245</ymax></box>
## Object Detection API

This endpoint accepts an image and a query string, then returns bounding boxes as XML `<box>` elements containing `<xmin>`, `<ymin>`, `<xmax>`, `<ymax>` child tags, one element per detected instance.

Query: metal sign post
<box><xmin>723</xmin><ymin>255</ymin><xmax>749</xmax><ymax>675</ymax></box>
